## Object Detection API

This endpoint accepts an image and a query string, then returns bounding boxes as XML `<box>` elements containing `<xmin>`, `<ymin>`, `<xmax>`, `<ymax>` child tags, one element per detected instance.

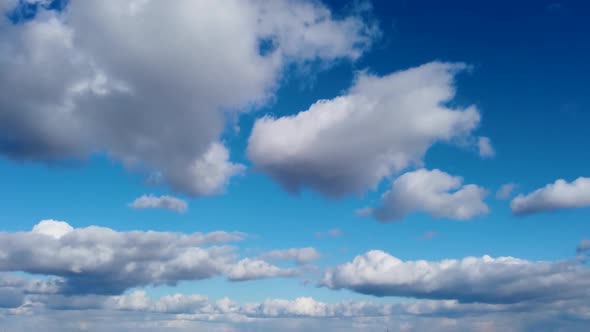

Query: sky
<box><xmin>0</xmin><ymin>0</ymin><xmax>589</xmax><ymax>331</ymax></box>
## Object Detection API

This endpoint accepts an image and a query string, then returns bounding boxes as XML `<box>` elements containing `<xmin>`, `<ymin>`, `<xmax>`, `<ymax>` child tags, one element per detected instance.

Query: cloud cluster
<box><xmin>0</xmin><ymin>0</ymin><xmax>376</xmax><ymax>196</ymax></box>
<box><xmin>0</xmin><ymin>220</ymin><xmax>304</xmax><ymax>294</ymax></box>
<box><xmin>321</xmin><ymin>250</ymin><xmax>590</xmax><ymax>304</ymax></box>
<box><xmin>511</xmin><ymin>177</ymin><xmax>590</xmax><ymax>216</ymax></box>
<box><xmin>129</xmin><ymin>194</ymin><xmax>188</xmax><ymax>213</ymax></box>
<box><xmin>362</xmin><ymin>169</ymin><xmax>489</xmax><ymax>222</ymax></box>
<box><xmin>248</xmin><ymin>62</ymin><xmax>480</xmax><ymax>197</ymax></box>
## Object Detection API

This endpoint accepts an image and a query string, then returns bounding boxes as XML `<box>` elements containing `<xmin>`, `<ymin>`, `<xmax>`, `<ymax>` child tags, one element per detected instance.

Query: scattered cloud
<box><xmin>261</xmin><ymin>247</ymin><xmax>321</xmax><ymax>265</ymax></box>
<box><xmin>477</xmin><ymin>136</ymin><xmax>495</xmax><ymax>158</ymax></box>
<box><xmin>248</xmin><ymin>62</ymin><xmax>481</xmax><ymax>197</ymax></box>
<box><xmin>0</xmin><ymin>0</ymin><xmax>376</xmax><ymax>196</ymax></box>
<box><xmin>510</xmin><ymin>177</ymin><xmax>590</xmax><ymax>216</ymax></box>
<box><xmin>315</xmin><ymin>228</ymin><xmax>343</xmax><ymax>238</ymax></box>
<box><xmin>321</xmin><ymin>250</ymin><xmax>590</xmax><ymax>304</ymax></box>
<box><xmin>496</xmin><ymin>183</ymin><xmax>517</xmax><ymax>200</ymax></box>
<box><xmin>361</xmin><ymin>169</ymin><xmax>489</xmax><ymax>222</ymax></box>
<box><xmin>420</xmin><ymin>231</ymin><xmax>437</xmax><ymax>240</ymax></box>
<box><xmin>226</xmin><ymin>258</ymin><xmax>300</xmax><ymax>281</ymax></box>
<box><xmin>129</xmin><ymin>194</ymin><xmax>188</xmax><ymax>213</ymax></box>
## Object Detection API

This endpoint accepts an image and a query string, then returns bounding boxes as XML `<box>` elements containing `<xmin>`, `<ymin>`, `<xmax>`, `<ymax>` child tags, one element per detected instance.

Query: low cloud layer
<box><xmin>321</xmin><ymin>250</ymin><xmax>590</xmax><ymax>304</ymax></box>
<box><xmin>511</xmin><ymin>177</ymin><xmax>590</xmax><ymax>216</ymax></box>
<box><xmin>362</xmin><ymin>169</ymin><xmax>489</xmax><ymax>222</ymax></box>
<box><xmin>129</xmin><ymin>194</ymin><xmax>188</xmax><ymax>213</ymax></box>
<box><xmin>248</xmin><ymin>62</ymin><xmax>480</xmax><ymax>197</ymax></box>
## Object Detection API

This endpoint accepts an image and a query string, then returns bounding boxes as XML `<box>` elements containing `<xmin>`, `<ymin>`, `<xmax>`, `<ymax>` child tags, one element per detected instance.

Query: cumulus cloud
<box><xmin>362</xmin><ymin>169</ymin><xmax>489</xmax><ymax>222</ymax></box>
<box><xmin>510</xmin><ymin>177</ymin><xmax>590</xmax><ymax>216</ymax></box>
<box><xmin>248</xmin><ymin>62</ymin><xmax>481</xmax><ymax>197</ymax></box>
<box><xmin>129</xmin><ymin>194</ymin><xmax>188</xmax><ymax>213</ymax></box>
<box><xmin>260</xmin><ymin>247</ymin><xmax>321</xmax><ymax>265</ymax></box>
<box><xmin>31</xmin><ymin>219</ymin><xmax>74</xmax><ymax>239</ymax></box>
<box><xmin>477</xmin><ymin>136</ymin><xmax>495</xmax><ymax>158</ymax></box>
<box><xmin>321</xmin><ymin>250</ymin><xmax>590</xmax><ymax>304</ymax></box>
<box><xmin>496</xmin><ymin>183</ymin><xmax>517</xmax><ymax>200</ymax></box>
<box><xmin>226</xmin><ymin>258</ymin><xmax>300</xmax><ymax>281</ymax></box>
<box><xmin>0</xmin><ymin>0</ymin><xmax>376</xmax><ymax>196</ymax></box>
<box><xmin>0</xmin><ymin>220</ymin><xmax>256</xmax><ymax>294</ymax></box>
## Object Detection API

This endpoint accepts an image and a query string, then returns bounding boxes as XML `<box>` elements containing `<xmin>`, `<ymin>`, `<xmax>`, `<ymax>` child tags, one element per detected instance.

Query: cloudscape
<box><xmin>0</xmin><ymin>0</ymin><xmax>589</xmax><ymax>331</ymax></box>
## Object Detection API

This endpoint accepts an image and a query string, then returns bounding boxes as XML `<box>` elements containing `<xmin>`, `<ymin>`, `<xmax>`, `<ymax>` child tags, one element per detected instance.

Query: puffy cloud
<box><xmin>496</xmin><ymin>183</ymin><xmax>517</xmax><ymax>200</ymax></box>
<box><xmin>31</xmin><ymin>219</ymin><xmax>74</xmax><ymax>239</ymax></box>
<box><xmin>510</xmin><ymin>177</ymin><xmax>590</xmax><ymax>216</ymax></box>
<box><xmin>362</xmin><ymin>169</ymin><xmax>489</xmax><ymax>222</ymax></box>
<box><xmin>321</xmin><ymin>250</ymin><xmax>590</xmax><ymax>304</ymax></box>
<box><xmin>0</xmin><ymin>220</ymin><xmax>249</xmax><ymax>294</ymax></box>
<box><xmin>226</xmin><ymin>258</ymin><xmax>300</xmax><ymax>281</ymax></box>
<box><xmin>129</xmin><ymin>194</ymin><xmax>188</xmax><ymax>213</ymax></box>
<box><xmin>0</xmin><ymin>0</ymin><xmax>375</xmax><ymax>196</ymax></box>
<box><xmin>477</xmin><ymin>136</ymin><xmax>495</xmax><ymax>158</ymax></box>
<box><xmin>247</xmin><ymin>62</ymin><xmax>480</xmax><ymax>197</ymax></box>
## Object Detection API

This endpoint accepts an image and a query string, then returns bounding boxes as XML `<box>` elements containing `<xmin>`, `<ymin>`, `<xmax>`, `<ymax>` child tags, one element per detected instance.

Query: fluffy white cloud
<box><xmin>362</xmin><ymin>169</ymin><xmax>489</xmax><ymax>222</ymax></box>
<box><xmin>261</xmin><ymin>247</ymin><xmax>321</xmax><ymax>265</ymax></box>
<box><xmin>248</xmin><ymin>62</ymin><xmax>481</xmax><ymax>197</ymax></box>
<box><xmin>510</xmin><ymin>177</ymin><xmax>590</xmax><ymax>216</ymax></box>
<box><xmin>31</xmin><ymin>219</ymin><xmax>74</xmax><ymax>239</ymax></box>
<box><xmin>477</xmin><ymin>136</ymin><xmax>495</xmax><ymax>158</ymax></box>
<box><xmin>0</xmin><ymin>0</ymin><xmax>375</xmax><ymax>196</ymax></box>
<box><xmin>227</xmin><ymin>258</ymin><xmax>300</xmax><ymax>281</ymax></box>
<box><xmin>496</xmin><ymin>183</ymin><xmax>517</xmax><ymax>200</ymax></box>
<box><xmin>321</xmin><ymin>250</ymin><xmax>590</xmax><ymax>304</ymax></box>
<box><xmin>129</xmin><ymin>194</ymin><xmax>188</xmax><ymax>213</ymax></box>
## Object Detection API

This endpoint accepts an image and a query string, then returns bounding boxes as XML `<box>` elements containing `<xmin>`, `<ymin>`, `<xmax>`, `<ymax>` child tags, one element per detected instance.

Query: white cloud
<box><xmin>496</xmin><ymin>183</ymin><xmax>517</xmax><ymax>200</ymax></box>
<box><xmin>226</xmin><ymin>258</ymin><xmax>300</xmax><ymax>281</ymax></box>
<box><xmin>0</xmin><ymin>0</ymin><xmax>375</xmax><ymax>196</ymax></box>
<box><xmin>31</xmin><ymin>219</ymin><xmax>73</xmax><ymax>239</ymax></box>
<box><xmin>321</xmin><ymin>250</ymin><xmax>590</xmax><ymax>304</ymax></box>
<box><xmin>260</xmin><ymin>247</ymin><xmax>321</xmax><ymax>265</ymax></box>
<box><xmin>510</xmin><ymin>177</ymin><xmax>590</xmax><ymax>216</ymax></box>
<box><xmin>477</xmin><ymin>136</ymin><xmax>495</xmax><ymax>158</ymax></box>
<box><xmin>129</xmin><ymin>194</ymin><xmax>188</xmax><ymax>213</ymax></box>
<box><xmin>362</xmin><ymin>169</ymin><xmax>489</xmax><ymax>222</ymax></box>
<box><xmin>247</xmin><ymin>62</ymin><xmax>481</xmax><ymax>197</ymax></box>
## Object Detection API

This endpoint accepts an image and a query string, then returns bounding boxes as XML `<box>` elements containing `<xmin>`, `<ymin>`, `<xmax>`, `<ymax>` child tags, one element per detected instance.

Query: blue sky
<box><xmin>0</xmin><ymin>0</ymin><xmax>590</xmax><ymax>331</ymax></box>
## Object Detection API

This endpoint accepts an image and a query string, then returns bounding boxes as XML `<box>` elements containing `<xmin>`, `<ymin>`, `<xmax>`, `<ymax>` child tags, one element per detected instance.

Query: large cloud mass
<box><xmin>0</xmin><ymin>0</ymin><xmax>375</xmax><ymax>196</ymax></box>
<box><xmin>247</xmin><ymin>62</ymin><xmax>481</xmax><ymax>197</ymax></box>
